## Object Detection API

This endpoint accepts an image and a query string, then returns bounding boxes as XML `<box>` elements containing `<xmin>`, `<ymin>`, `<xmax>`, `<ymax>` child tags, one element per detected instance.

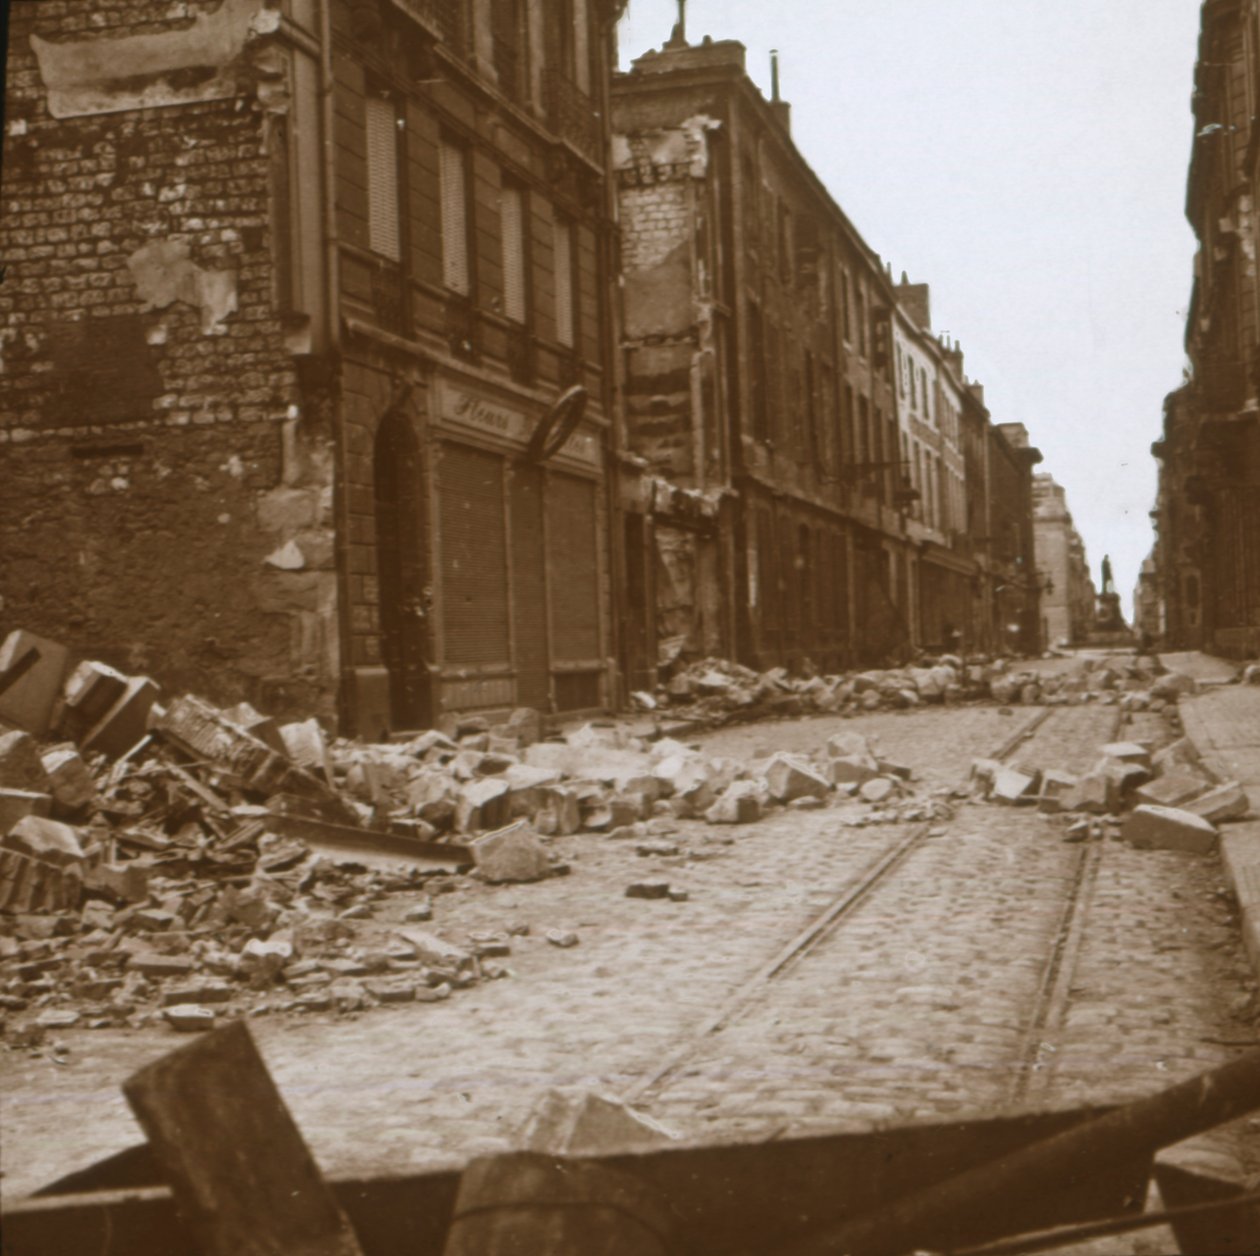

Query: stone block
<box><xmin>991</xmin><ymin>766</ymin><xmax>1038</xmax><ymax>804</ymax></box>
<box><xmin>827</xmin><ymin>731</ymin><xmax>873</xmax><ymax>760</ymax></box>
<box><xmin>455</xmin><ymin>777</ymin><xmax>510</xmax><ymax>833</ymax></box>
<box><xmin>1122</xmin><ymin>805</ymin><xmax>1218</xmax><ymax>854</ymax></box>
<box><xmin>830</xmin><ymin>754</ymin><xmax>881</xmax><ymax>785</ymax></box>
<box><xmin>0</xmin><ymin>630</ymin><xmax>70</xmax><ymax>736</ymax></box>
<box><xmin>0</xmin><ymin>788</ymin><xmax>52</xmax><ymax>832</ymax></box>
<box><xmin>764</xmin><ymin>753</ymin><xmax>830</xmax><ymax>803</ymax></box>
<box><xmin>0</xmin><ymin>730</ymin><xmax>52</xmax><ymax>792</ymax></box>
<box><xmin>472</xmin><ymin>822</ymin><xmax>552</xmax><ymax>884</ymax></box>
<box><xmin>40</xmin><ymin>746</ymin><xmax>97</xmax><ymax>812</ymax></box>
<box><xmin>58</xmin><ymin>660</ymin><xmax>130</xmax><ymax>738</ymax></box>
<box><xmin>279</xmin><ymin>718</ymin><xmax>333</xmax><ymax>783</ymax></box>
<box><xmin>1037</xmin><ymin>770</ymin><xmax>1079</xmax><ymax>813</ymax></box>
<box><xmin>223</xmin><ymin>702</ymin><xmax>287</xmax><ymax>754</ymax></box>
<box><xmin>1102</xmin><ymin>741</ymin><xmax>1153</xmax><ymax>768</ymax></box>
<box><xmin>704</xmin><ymin>780</ymin><xmax>764</xmax><ymax>825</ymax></box>
<box><xmin>1061</xmin><ymin>773</ymin><xmax>1117</xmax><ymax>815</ymax></box>
<box><xmin>1184</xmin><ymin>781</ymin><xmax>1251</xmax><ymax>824</ymax></box>
<box><xmin>392</xmin><ymin>928</ymin><xmax>475</xmax><ymax>973</ymax></box>
<box><xmin>1134</xmin><ymin>772</ymin><xmax>1210</xmax><ymax>810</ymax></box>
<box><xmin>82</xmin><ymin>676</ymin><xmax>161</xmax><ymax>759</ymax></box>
<box><xmin>3</xmin><ymin>815</ymin><xmax>85</xmax><ymax>866</ymax></box>
<box><xmin>860</xmin><ymin>778</ymin><xmax>896</xmax><ymax>804</ymax></box>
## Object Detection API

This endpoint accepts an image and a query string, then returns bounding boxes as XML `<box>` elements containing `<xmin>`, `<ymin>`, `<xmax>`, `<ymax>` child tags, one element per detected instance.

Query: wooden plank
<box><xmin>122</xmin><ymin>1020</ymin><xmax>365</xmax><ymax>1256</ymax></box>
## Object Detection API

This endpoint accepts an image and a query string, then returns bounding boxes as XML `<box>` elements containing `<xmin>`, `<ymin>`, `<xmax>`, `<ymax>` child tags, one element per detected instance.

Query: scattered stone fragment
<box><xmin>1134</xmin><ymin>772</ymin><xmax>1208</xmax><ymax>810</ymax></box>
<box><xmin>625</xmin><ymin>880</ymin><xmax>671</xmax><ymax>900</ymax></box>
<box><xmin>472</xmin><ymin>821</ymin><xmax>552</xmax><ymax>884</ymax></box>
<box><xmin>990</xmin><ymin>766</ymin><xmax>1038</xmax><ymax>805</ymax></box>
<box><xmin>704</xmin><ymin>781</ymin><xmax>764</xmax><ymax>825</ymax></box>
<box><xmin>764</xmin><ymin>753</ymin><xmax>830</xmax><ymax>804</ymax></box>
<box><xmin>1122</xmin><ymin>805</ymin><xmax>1219</xmax><ymax>855</ymax></box>
<box><xmin>859</xmin><ymin>778</ymin><xmax>896</xmax><ymax>805</ymax></box>
<box><xmin>164</xmin><ymin>1004</ymin><xmax>216</xmax><ymax>1032</ymax></box>
<box><xmin>1184</xmin><ymin>781</ymin><xmax>1251</xmax><ymax>824</ymax></box>
<box><xmin>546</xmin><ymin>929</ymin><xmax>580</xmax><ymax>948</ymax></box>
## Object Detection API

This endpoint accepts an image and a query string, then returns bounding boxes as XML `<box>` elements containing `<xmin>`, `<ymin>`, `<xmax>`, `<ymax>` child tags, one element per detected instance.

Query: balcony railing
<box><xmin>544</xmin><ymin>69</ymin><xmax>602</xmax><ymax>165</ymax></box>
<box><xmin>397</xmin><ymin>0</ymin><xmax>465</xmax><ymax>52</ymax></box>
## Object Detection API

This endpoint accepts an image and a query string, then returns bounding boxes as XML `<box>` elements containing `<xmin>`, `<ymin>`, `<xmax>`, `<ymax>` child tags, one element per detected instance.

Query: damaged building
<box><xmin>1148</xmin><ymin>0</ymin><xmax>1260</xmax><ymax>657</ymax></box>
<box><xmin>611</xmin><ymin>28</ymin><xmax>1042</xmax><ymax>674</ymax></box>
<box><xmin>1</xmin><ymin>0</ymin><xmax>627</xmax><ymax>736</ymax></box>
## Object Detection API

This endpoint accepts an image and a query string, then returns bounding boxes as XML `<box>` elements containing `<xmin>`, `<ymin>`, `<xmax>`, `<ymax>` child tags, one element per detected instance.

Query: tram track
<box><xmin>627</xmin><ymin>702</ymin><xmax>1114</xmax><ymax>1108</ymax></box>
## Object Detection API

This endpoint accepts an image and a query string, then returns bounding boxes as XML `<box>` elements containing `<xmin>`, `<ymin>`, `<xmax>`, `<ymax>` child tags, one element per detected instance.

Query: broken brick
<box><xmin>472</xmin><ymin>822</ymin><xmax>551</xmax><ymax>884</ymax></box>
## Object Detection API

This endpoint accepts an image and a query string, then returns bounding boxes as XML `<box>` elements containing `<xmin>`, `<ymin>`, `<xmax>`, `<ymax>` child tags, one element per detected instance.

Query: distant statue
<box><xmin>1100</xmin><ymin>555</ymin><xmax>1114</xmax><ymax>596</ymax></box>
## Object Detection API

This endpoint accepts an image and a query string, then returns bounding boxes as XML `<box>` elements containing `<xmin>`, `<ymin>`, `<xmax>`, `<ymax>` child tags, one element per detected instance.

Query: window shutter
<box><xmin>365</xmin><ymin>97</ymin><xmax>400</xmax><ymax>262</ymax></box>
<box><xmin>553</xmin><ymin>217</ymin><xmax>574</xmax><ymax>346</ymax></box>
<box><xmin>440</xmin><ymin>142</ymin><xmax>470</xmax><ymax>294</ymax></box>
<box><xmin>501</xmin><ymin>184</ymin><xmax>526</xmax><ymax>323</ymax></box>
<box><xmin>547</xmin><ymin>474</ymin><xmax>599</xmax><ymax>660</ymax></box>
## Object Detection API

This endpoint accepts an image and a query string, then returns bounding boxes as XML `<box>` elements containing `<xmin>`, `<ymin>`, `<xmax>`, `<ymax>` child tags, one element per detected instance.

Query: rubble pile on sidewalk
<box><xmin>969</xmin><ymin>729</ymin><xmax>1251</xmax><ymax>853</ymax></box>
<box><xmin>642</xmin><ymin>653</ymin><xmax>1193</xmax><ymax>727</ymax></box>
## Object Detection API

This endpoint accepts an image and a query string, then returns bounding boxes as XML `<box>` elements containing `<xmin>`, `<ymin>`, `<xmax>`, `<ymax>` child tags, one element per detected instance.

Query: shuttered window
<box><xmin>440</xmin><ymin>444</ymin><xmax>509</xmax><ymax>664</ymax></box>
<box><xmin>501</xmin><ymin>183</ymin><xmax>526</xmax><ymax>323</ymax></box>
<box><xmin>440</xmin><ymin>141</ymin><xmax>470</xmax><ymax>295</ymax></box>
<box><xmin>554</xmin><ymin>216</ymin><xmax>574</xmax><ymax>347</ymax></box>
<box><xmin>547</xmin><ymin>474</ymin><xmax>599</xmax><ymax>660</ymax></box>
<box><xmin>365</xmin><ymin>96</ymin><xmax>401</xmax><ymax>262</ymax></box>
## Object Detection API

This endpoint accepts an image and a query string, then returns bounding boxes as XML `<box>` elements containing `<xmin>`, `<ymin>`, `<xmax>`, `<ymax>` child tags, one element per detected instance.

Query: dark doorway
<box><xmin>374</xmin><ymin>409</ymin><xmax>431</xmax><ymax>729</ymax></box>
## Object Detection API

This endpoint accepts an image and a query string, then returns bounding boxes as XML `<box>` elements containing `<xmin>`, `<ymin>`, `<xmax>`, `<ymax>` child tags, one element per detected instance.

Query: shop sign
<box><xmin>438</xmin><ymin>381</ymin><xmax>600</xmax><ymax>468</ymax></box>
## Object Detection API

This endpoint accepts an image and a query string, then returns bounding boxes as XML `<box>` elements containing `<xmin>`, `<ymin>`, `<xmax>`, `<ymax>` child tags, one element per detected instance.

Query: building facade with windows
<box><xmin>0</xmin><ymin>0</ymin><xmax>627</xmax><ymax>735</ymax></box>
<box><xmin>1032</xmin><ymin>473</ymin><xmax>1096</xmax><ymax>648</ymax></box>
<box><xmin>1149</xmin><ymin>0</ymin><xmax>1260</xmax><ymax>658</ymax></box>
<box><xmin>612</xmin><ymin>33</ymin><xmax>910</xmax><ymax>677</ymax></box>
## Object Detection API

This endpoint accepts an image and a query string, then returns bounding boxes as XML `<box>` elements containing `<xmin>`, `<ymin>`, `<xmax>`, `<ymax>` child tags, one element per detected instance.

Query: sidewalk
<box><xmin>1159</xmin><ymin>650</ymin><xmax>1241</xmax><ymax>685</ymax></box>
<box><xmin>1175</xmin><ymin>665</ymin><xmax>1260</xmax><ymax>975</ymax></box>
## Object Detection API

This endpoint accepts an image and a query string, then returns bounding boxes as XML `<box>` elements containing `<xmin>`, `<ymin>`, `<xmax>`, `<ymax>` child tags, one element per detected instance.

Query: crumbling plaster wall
<box><xmin>615</xmin><ymin>118</ymin><xmax>717</xmax><ymax>484</ymax></box>
<box><xmin>0</xmin><ymin>0</ymin><xmax>339</xmax><ymax>721</ymax></box>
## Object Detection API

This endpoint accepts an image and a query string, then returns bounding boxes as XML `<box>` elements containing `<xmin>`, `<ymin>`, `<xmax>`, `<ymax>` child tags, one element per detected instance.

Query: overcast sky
<box><xmin>618</xmin><ymin>1</ymin><xmax>1202</xmax><ymax>617</ymax></box>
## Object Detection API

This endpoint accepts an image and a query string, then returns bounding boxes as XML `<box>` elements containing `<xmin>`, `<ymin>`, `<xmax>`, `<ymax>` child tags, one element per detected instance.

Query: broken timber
<box><xmin>121</xmin><ymin>1019</ymin><xmax>365</xmax><ymax>1256</ymax></box>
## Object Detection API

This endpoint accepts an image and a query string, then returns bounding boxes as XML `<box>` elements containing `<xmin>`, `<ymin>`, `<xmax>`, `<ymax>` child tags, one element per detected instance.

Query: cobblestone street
<box><xmin>4</xmin><ymin>691</ymin><xmax>1257</xmax><ymax>1238</ymax></box>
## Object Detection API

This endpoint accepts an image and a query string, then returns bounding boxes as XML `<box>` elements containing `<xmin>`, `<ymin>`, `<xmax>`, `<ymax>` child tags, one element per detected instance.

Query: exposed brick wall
<box><xmin>0</xmin><ymin>0</ymin><xmax>339</xmax><ymax>721</ymax></box>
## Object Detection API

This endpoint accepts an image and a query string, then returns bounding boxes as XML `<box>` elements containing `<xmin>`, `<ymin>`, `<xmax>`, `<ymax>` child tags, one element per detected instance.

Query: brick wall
<box><xmin>0</xmin><ymin>0</ymin><xmax>340</xmax><ymax>720</ymax></box>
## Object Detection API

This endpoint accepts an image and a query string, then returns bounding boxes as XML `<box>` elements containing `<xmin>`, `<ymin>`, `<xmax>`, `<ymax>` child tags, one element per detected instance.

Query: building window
<box><xmin>840</xmin><ymin>268</ymin><xmax>852</xmax><ymax>343</ymax></box>
<box><xmin>554</xmin><ymin>215</ymin><xmax>575</xmax><ymax>347</ymax></box>
<box><xmin>440</xmin><ymin>140</ymin><xmax>470</xmax><ymax>295</ymax></box>
<box><xmin>856</xmin><ymin>287</ymin><xmax>867</xmax><ymax>356</ymax></box>
<box><xmin>778</xmin><ymin>200</ymin><xmax>792</xmax><ymax>283</ymax></box>
<box><xmin>501</xmin><ymin>182</ymin><xmax>527</xmax><ymax>323</ymax></box>
<box><xmin>365</xmin><ymin>95</ymin><xmax>401</xmax><ymax>262</ymax></box>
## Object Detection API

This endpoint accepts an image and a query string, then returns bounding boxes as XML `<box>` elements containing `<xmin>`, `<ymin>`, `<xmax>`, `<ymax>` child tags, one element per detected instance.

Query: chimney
<box><xmin>895</xmin><ymin>275</ymin><xmax>932</xmax><ymax>331</ymax></box>
<box><xmin>769</xmin><ymin>50</ymin><xmax>791</xmax><ymax>132</ymax></box>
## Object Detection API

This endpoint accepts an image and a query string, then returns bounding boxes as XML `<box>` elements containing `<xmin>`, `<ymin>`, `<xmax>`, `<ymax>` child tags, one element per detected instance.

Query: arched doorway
<box><xmin>374</xmin><ymin>408</ymin><xmax>431</xmax><ymax>729</ymax></box>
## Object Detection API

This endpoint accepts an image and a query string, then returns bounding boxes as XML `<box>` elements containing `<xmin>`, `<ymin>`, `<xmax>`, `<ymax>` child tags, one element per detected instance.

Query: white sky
<box><xmin>618</xmin><ymin>1</ymin><xmax>1202</xmax><ymax>617</ymax></box>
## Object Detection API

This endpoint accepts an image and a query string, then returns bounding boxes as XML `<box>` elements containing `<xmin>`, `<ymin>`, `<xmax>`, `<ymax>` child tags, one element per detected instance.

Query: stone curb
<box><xmin>1174</xmin><ymin>691</ymin><xmax>1260</xmax><ymax>1189</ymax></box>
<box><xmin>1177</xmin><ymin>695</ymin><xmax>1260</xmax><ymax>983</ymax></box>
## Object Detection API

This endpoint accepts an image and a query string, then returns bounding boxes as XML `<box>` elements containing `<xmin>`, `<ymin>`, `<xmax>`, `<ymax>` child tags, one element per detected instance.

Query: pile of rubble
<box><xmin>641</xmin><ymin>653</ymin><xmax>1198</xmax><ymax>726</ymax></box>
<box><xmin>0</xmin><ymin>629</ymin><xmax>947</xmax><ymax>1042</ymax></box>
<box><xmin>970</xmin><ymin>735</ymin><xmax>1251</xmax><ymax>853</ymax></box>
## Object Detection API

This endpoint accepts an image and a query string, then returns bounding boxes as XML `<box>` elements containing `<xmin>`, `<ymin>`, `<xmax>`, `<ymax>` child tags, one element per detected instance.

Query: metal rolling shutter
<box><xmin>547</xmin><ymin>473</ymin><xmax>599</xmax><ymax>660</ymax></box>
<box><xmin>510</xmin><ymin>462</ymin><xmax>550</xmax><ymax>708</ymax></box>
<box><xmin>440</xmin><ymin>444</ymin><xmax>509</xmax><ymax>665</ymax></box>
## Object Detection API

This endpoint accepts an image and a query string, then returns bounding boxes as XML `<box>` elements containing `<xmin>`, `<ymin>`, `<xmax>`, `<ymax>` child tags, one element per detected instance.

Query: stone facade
<box><xmin>1150</xmin><ymin>0</ymin><xmax>1260</xmax><ymax>658</ymax></box>
<box><xmin>613</xmin><ymin>33</ymin><xmax>1044</xmax><ymax>672</ymax></box>
<box><xmin>1033</xmin><ymin>474</ymin><xmax>1096</xmax><ymax>647</ymax></box>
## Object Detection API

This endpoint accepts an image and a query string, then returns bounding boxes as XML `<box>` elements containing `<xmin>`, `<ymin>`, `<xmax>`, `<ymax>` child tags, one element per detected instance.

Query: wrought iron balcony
<box><xmin>397</xmin><ymin>0</ymin><xmax>464</xmax><ymax>52</ymax></box>
<box><xmin>544</xmin><ymin>69</ymin><xmax>602</xmax><ymax>165</ymax></box>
